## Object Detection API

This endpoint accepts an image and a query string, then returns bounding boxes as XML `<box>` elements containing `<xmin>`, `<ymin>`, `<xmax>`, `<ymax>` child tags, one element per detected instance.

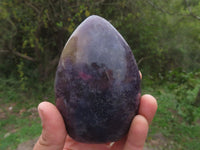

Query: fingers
<box><xmin>33</xmin><ymin>102</ymin><xmax>67</xmax><ymax>150</ymax></box>
<box><xmin>139</xmin><ymin>71</ymin><xmax>142</xmax><ymax>79</ymax></box>
<box><xmin>138</xmin><ymin>71</ymin><xmax>157</xmax><ymax>124</ymax></box>
<box><xmin>123</xmin><ymin>115</ymin><xmax>148</xmax><ymax>150</ymax></box>
<box><xmin>123</xmin><ymin>86</ymin><xmax>157</xmax><ymax>150</ymax></box>
<box><xmin>139</xmin><ymin>94</ymin><xmax>157</xmax><ymax>124</ymax></box>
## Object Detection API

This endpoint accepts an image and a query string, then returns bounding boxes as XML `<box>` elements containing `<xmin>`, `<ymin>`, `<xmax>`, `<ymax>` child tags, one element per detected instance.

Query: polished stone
<box><xmin>55</xmin><ymin>15</ymin><xmax>141</xmax><ymax>143</ymax></box>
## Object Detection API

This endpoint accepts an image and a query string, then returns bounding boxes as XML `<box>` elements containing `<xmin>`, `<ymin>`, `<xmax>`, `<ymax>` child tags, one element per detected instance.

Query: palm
<box><xmin>63</xmin><ymin>135</ymin><xmax>126</xmax><ymax>150</ymax></box>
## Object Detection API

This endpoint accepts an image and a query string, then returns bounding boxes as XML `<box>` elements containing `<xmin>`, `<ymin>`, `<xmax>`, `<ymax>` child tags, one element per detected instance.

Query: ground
<box><xmin>16</xmin><ymin>137</ymin><xmax>38</xmax><ymax>150</ymax></box>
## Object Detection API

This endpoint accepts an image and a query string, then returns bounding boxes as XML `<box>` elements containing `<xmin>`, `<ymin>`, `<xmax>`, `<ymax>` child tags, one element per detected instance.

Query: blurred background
<box><xmin>0</xmin><ymin>0</ymin><xmax>200</xmax><ymax>149</ymax></box>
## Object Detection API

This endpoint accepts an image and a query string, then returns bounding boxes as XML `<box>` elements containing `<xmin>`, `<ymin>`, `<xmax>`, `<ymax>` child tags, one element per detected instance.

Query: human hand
<box><xmin>33</xmin><ymin>95</ymin><xmax>157</xmax><ymax>150</ymax></box>
<box><xmin>33</xmin><ymin>72</ymin><xmax>157</xmax><ymax>150</ymax></box>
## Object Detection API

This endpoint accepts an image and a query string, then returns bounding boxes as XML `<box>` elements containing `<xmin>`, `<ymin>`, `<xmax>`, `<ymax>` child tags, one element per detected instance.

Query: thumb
<box><xmin>33</xmin><ymin>102</ymin><xmax>67</xmax><ymax>150</ymax></box>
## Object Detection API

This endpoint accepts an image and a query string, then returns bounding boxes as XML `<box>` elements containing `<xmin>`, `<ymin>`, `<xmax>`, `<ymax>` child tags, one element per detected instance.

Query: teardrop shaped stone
<box><xmin>55</xmin><ymin>15</ymin><xmax>141</xmax><ymax>143</ymax></box>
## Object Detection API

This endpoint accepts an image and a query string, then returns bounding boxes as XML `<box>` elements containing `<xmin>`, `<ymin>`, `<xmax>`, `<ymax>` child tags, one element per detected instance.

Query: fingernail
<box><xmin>38</xmin><ymin>104</ymin><xmax>44</xmax><ymax>127</ymax></box>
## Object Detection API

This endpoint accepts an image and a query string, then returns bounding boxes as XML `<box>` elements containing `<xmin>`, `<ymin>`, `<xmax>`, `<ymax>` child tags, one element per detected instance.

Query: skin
<box><xmin>33</xmin><ymin>72</ymin><xmax>157</xmax><ymax>150</ymax></box>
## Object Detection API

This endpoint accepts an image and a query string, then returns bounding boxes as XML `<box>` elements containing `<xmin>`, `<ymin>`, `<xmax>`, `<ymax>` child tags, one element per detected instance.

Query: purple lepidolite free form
<box><xmin>55</xmin><ymin>15</ymin><xmax>141</xmax><ymax>143</ymax></box>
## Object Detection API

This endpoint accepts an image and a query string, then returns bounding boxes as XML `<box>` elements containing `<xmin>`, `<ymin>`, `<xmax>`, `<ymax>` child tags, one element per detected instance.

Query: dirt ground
<box><xmin>16</xmin><ymin>137</ymin><xmax>38</xmax><ymax>150</ymax></box>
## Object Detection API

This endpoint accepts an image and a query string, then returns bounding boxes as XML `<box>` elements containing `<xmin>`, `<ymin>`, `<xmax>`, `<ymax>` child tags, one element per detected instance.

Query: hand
<box><xmin>34</xmin><ymin>72</ymin><xmax>157</xmax><ymax>150</ymax></box>
<box><xmin>33</xmin><ymin>94</ymin><xmax>157</xmax><ymax>150</ymax></box>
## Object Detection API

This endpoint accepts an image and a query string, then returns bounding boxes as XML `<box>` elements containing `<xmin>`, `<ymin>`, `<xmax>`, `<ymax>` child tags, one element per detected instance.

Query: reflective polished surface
<box><xmin>55</xmin><ymin>15</ymin><xmax>140</xmax><ymax>143</ymax></box>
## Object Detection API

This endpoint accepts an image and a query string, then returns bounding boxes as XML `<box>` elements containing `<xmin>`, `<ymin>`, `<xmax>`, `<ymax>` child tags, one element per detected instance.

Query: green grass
<box><xmin>0</xmin><ymin>73</ymin><xmax>200</xmax><ymax>150</ymax></box>
<box><xmin>0</xmin><ymin>77</ymin><xmax>54</xmax><ymax>150</ymax></box>
<box><xmin>0</xmin><ymin>118</ymin><xmax>41</xmax><ymax>149</ymax></box>
<box><xmin>142</xmin><ymin>75</ymin><xmax>200</xmax><ymax>149</ymax></box>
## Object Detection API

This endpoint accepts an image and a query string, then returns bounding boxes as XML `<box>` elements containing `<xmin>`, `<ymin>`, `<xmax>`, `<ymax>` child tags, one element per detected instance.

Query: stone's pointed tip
<box><xmin>86</xmin><ymin>15</ymin><xmax>102</xmax><ymax>20</ymax></box>
<box><xmin>84</xmin><ymin>15</ymin><xmax>106</xmax><ymax>23</ymax></box>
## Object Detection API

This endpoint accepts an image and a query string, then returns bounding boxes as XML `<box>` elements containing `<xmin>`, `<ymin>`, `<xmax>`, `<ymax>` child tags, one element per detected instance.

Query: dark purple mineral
<box><xmin>55</xmin><ymin>15</ymin><xmax>141</xmax><ymax>143</ymax></box>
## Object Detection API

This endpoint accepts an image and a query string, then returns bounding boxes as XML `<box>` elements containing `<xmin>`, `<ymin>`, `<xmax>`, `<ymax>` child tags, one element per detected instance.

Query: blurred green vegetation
<box><xmin>0</xmin><ymin>0</ymin><xmax>200</xmax><ymax>149</ymax></box>
<box><xmin>142</xmin><ymin>72</ymin><xmax>200</xmax><ymax>149</ymax></box>
<box><xmin>1</xmin><ymin>0</ymin><xmax>200</xmax><ymax>80</ymax></box>
<box><xmin>0</xmin><ymin>77</ymin><xmax>51</xmax><ymax>149</ymax></box>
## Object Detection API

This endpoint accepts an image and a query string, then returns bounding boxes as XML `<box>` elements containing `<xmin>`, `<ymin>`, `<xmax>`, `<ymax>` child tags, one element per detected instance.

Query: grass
<box><xmin>0</xmin><ymin>73</ymin><xmax>200</xmax><ymax>150</ymax></box>
<box><xmin>0</xmin><ymin>77</ymin><xmax>55</xmax><ymax>150</ymax></box>
<box><xmin>142</xmin><ymin>74</ymin><xmax>200</xmax><ymax>149</ymax></box>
